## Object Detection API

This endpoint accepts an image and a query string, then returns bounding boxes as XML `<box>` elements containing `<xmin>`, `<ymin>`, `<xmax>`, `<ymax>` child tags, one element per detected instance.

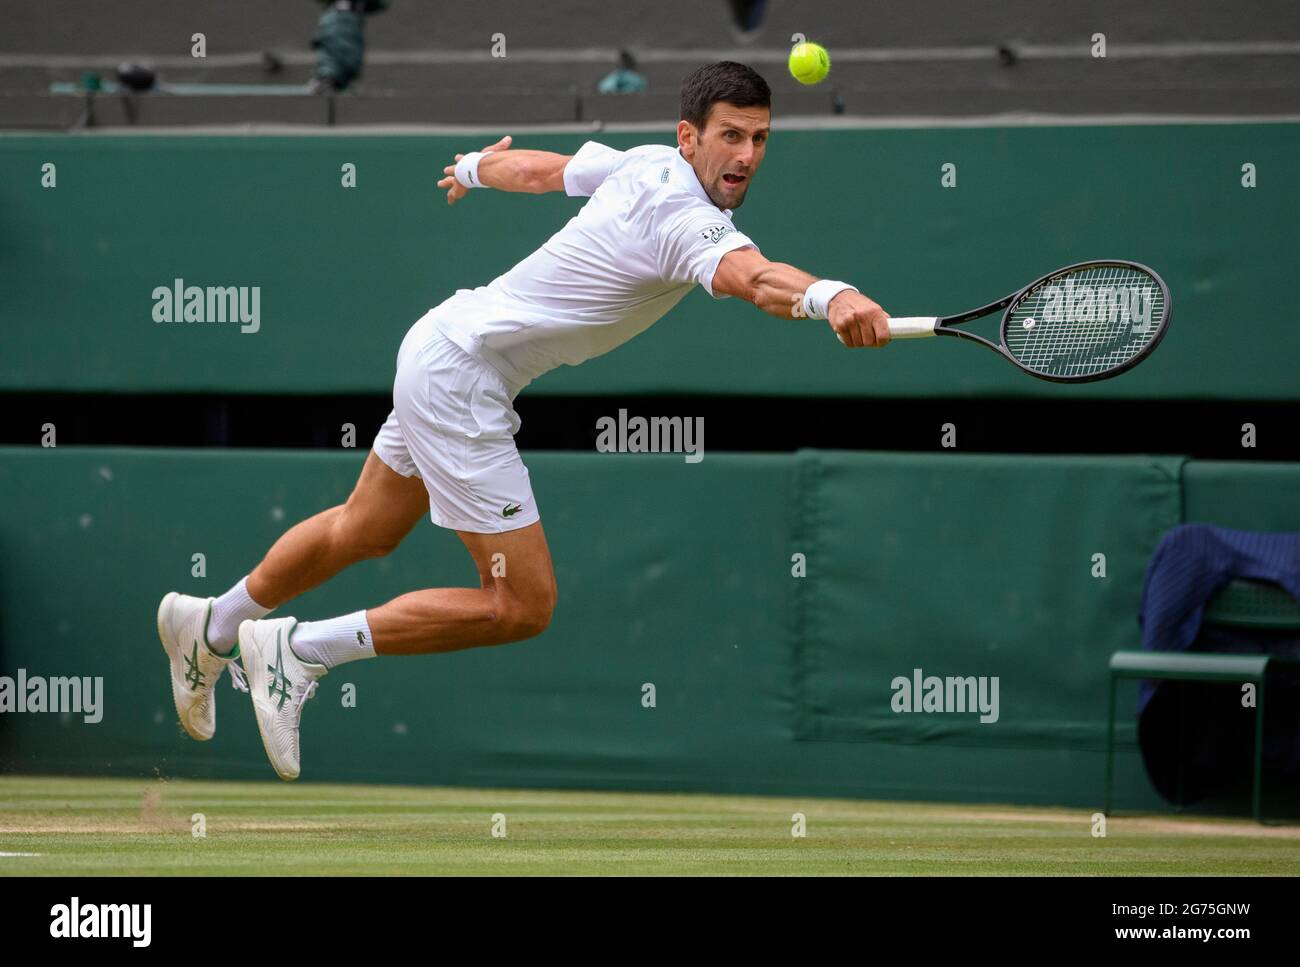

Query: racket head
<box><xmin>998</xmin><ymin>260</ymin><xmax>1172</xmax><ymax>382</ymax></box>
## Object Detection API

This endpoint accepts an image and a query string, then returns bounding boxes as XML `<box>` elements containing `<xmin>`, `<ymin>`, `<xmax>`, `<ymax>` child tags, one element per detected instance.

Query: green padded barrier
<box><xmin>1183</xmin><ymin>460</ymin><xmax>1300</xmax><ymax>531</ymax></box>
<box><xmin>0</xmin><ymin>447</ymin><xmax>798</xmax><ymax>790</ymax></box>
<box><xmin>1177</xmin><ymin>461</ymin><xmax>1300</xmax><ymax>628</ymax></box>
<box><xmin>0</xmin><ymin>446</ymin><xmax>1184</xmax><ymax>809</ymax></box>
<box><xmin>791</xmin><ymin>450</ymin><xmax>1186</xmax><ymax>750</ymax></box>
<box><xmin>2</xmin><ymin>123</ymin><xmax>1298</xmax><ymax>398</ymax></box>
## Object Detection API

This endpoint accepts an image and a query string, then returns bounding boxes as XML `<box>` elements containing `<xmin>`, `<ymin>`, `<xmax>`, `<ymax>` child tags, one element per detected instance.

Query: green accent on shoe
<box><xmin>266</xmin><ymin>631</ymin><xmax>293</xmax><ymax>712</ymax></box>
<box><xmin>199</xmin><ymin>599</ymin><xmax>237</xmax><ymax>658</ymax></box>
<box><xmin>184</xmin><ymin>641</ymin><xmax>205</xmax><ymax>690</ymax></box>
<box><xmin>284</xmin><ymin>620</ymin><xmax>316</xmax><ymax>668</ymax></box>
<box><xmin>202</xmin><ymin>599</ymin><xmax>215</xmax><ymax>648</ymax></box>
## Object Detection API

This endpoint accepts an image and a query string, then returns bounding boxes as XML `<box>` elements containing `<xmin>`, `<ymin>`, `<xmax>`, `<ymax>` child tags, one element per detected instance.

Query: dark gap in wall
<box><xmin>1</xmin><ymin>393</ymin><xmax>1295</xmax><ymax>460</ymax></box>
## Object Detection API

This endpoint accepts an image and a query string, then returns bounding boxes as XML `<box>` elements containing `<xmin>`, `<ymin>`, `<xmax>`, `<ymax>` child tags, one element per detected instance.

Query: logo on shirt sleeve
<box><xmin>698</xmin><ymin>224</ymin><xmax>735</xmax><ymax>245</ymax></box>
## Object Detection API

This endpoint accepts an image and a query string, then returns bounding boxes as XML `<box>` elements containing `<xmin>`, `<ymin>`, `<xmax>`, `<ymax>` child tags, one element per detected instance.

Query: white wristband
<box><xmin>803</xmin><ymin>279</ymin><xmax>858</xmax><ymax>320</ymax></box>
<box><xmin>454</xmin><ymin>151</ymin><xmax>490</xmax><ymax>190</ymax></box>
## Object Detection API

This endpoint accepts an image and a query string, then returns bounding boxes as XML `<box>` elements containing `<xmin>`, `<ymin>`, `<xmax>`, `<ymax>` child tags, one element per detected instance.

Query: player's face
<box><xmin>683</xmin><ymin>104</ymin><xmax>770</xmax><ymax>210</ymax></box>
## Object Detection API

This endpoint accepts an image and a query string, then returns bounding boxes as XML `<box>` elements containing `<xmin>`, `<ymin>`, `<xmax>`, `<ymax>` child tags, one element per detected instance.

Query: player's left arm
<box><xmin>437</xmin><ymin>135</ymin><xmax>572</xmax><ymax>204</ymax></box>
<box><xmin>712</xmin><ymin>247</ymin><xmax>892</xmax><ymax>348</ymax></box>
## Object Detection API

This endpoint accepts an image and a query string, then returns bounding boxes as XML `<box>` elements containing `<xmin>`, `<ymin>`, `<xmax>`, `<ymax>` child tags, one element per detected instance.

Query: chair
<box><xmin>1104</xmin><ymin>578</ymin><xmax>1300</xmax><ymax>822</ymax></box>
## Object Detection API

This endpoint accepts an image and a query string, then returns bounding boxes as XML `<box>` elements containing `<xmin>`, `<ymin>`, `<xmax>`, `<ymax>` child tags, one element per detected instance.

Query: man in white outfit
<box><xmin>156</xmin><ymin>61</ymin><xmax>891</xmax><ymax>780</ymax></box>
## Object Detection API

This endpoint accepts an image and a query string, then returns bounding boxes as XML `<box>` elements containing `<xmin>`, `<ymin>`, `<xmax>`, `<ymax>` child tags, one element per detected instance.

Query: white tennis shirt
<box><xmin>432</xmin><ymin>141</ymin><xmax>760</xmax><ymax>390</ymax></box>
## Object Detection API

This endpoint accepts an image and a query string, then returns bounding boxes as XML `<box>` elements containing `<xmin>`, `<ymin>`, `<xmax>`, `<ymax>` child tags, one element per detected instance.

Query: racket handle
<box><xmin>887</xmin><ymin>316</ymin><xmax>939</xmax><ymax>339</ymax></box>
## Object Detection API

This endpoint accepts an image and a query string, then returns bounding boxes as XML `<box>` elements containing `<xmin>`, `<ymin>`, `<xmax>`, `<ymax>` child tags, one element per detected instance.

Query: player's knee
<box><xmin>499</xmin><ymin>590</ymin><xmax>555</xmax><ymax>641</ymax></box>
<box><xmin>512</xmin><ymin>605</ymin><xmax>554</xmax><ymax>641</ymax></box>
<box><xmin>361</xmin><ymin>537</ymin><xmax>402</xmax><ymax>559</ymax></box>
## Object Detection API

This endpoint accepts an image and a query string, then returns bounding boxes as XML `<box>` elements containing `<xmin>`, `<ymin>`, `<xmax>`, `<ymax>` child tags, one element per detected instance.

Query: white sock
<box><xmin>208</xmin><ymin>576</ymin><xmax>272</xmax><ymax>655</ymax></box>
<box><xmin>290</xmin><ymin>610</ymin><xmax>376</xmax><ymax>670</ymax></box>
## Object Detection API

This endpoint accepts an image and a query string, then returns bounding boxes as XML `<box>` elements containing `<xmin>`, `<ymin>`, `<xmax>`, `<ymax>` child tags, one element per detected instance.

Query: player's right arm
<box><xmin>437</xmin><ymin>136</ymin><xmax>574</xmax><ymax>204</ymax></box>
<box><xmin>437</xmin><ymin>138</ymin><xmax>624</xmax><ymax>205</ymax></box>
<box><xmin>712</xmin><ymin>247</ymin><xmax>892</xmax><ymax>348</ymax></box>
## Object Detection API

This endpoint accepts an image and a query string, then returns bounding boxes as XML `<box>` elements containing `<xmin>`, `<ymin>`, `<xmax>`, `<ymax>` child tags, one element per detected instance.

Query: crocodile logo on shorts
<box><xmin>502</xmin><ymin>503</ymin><xmax>523</xmax><ymax>518</ymax></box>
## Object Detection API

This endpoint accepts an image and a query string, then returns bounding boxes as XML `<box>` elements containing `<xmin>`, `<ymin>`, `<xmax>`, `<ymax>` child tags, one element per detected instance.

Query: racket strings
<box><xmin>1003</xmin><ymin>265</ymin><xmax>1166</xmax><ymax>378</ymax></box>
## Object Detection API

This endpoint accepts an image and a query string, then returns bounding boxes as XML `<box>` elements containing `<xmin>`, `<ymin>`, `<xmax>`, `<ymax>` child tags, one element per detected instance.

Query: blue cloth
<box><xmin>1136</xmin><ymin>523</ymin><xmax>1300</xmax><ymax>712</ymax></box>
<box><xmin>597</xmin><ymin>69</ymin><xmax>648</xmax><ymax>94</ymax></box>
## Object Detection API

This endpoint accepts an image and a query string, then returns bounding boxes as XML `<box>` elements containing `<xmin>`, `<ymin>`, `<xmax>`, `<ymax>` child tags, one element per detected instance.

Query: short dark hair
<box><xmin>679</xmin><ymin>61</ymin><xmax>771</xmax><ymax>131</ymax></box>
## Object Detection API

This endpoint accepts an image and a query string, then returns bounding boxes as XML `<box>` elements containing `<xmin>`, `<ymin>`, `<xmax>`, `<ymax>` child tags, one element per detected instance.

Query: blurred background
<box><xmin>4</xmin><ymin>0</ymin><xmax>1300</xmax><ymax>126</ymax></box>
<box><xmin>1</xmin><ymin>1</ymin><xmax>1298</xmax><ymax>820</ymax></box>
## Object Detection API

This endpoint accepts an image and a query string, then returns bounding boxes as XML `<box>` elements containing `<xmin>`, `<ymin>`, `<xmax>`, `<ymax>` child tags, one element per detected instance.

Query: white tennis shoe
<box><xmin>238</xmin><ymin>617</ymin><xmax>326</xmax><ymax>781</ymax></box>
<box><xmin>157</xmin><ymin>592</ymin><xmax>248</xmax><ymax>741</ymax></box>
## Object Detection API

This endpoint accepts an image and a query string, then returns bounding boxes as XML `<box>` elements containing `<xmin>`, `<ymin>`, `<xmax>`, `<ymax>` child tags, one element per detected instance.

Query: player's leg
<box><xmin>251</xmin><ymin>517</ymin><xmax>555</xmax><ymax>673</ymax></box>
<box><xmin>282</xmin><ymin>450</ymin><xmax>557</xmax><ymax>664</ymax></box>
<box><xmin>203</xmin><ymin>398</ymin><xmax>428</xmax><ymax>651</ymax></box>
<box><xmin>157</xmin><ymin>423</ymin><xmax>427</xmax><ymax>741</ymax></box>
<box><xmin>367</xmin><ymin>519</ymin><xmax>557</xmax><ymax>654</ymax></box>
<box><xmin>238</xmin><ymin>316</ymin><xmax>555</xmax><ymax>779</ymax></box>
<box><xmin>204</xmin><ymin>445</ymin><xmax>427</xmax><ymax>653</ymax></box>
<box><xmin>274</xmin><ymin>518</ymin><xmax>556</xmax><ymax>669</ymax></box>
<box><xmin>235</xmin><ymin>518</ymin><xmax>555</xmax><ymax>781</ymax></box>
<box><xmin>244</xmin><ymin>450</ymin><xmax>430</xmax><ymax>611</ymax></box>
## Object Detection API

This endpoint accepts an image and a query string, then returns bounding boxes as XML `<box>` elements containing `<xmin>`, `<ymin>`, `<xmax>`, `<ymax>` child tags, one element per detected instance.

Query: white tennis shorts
<box><xmin>373</xmin><ymin>309</ymin><xmax>539</xmax><ymax>534</ymax></box>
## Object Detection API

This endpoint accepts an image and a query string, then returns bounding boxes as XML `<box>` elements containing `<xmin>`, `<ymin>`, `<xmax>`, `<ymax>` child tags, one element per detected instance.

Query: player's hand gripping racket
<box><xmin>887</xmin><ymin>260</ymin><xmax>1171</xmax><ymax>382</ymax></box>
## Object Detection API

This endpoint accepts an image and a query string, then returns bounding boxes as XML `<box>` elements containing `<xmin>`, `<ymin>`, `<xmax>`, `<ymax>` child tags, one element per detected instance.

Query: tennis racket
<box><xmin>887</xmin><ymin>260</ymin><xmax>1171</xmax><ymax>382</ymax></box>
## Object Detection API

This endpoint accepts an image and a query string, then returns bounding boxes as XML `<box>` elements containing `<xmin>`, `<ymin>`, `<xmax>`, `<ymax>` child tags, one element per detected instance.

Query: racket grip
<box><xmin>887</xmin><ymin>316</ymin><xmax>939</xmax><ymax>339</ymax></box>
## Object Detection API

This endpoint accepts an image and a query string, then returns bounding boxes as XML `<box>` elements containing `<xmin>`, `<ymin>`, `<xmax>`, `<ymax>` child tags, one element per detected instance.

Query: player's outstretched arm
<box><xmin>437</xmin><ymin>135</ymin><xmax>573</xmax><ymax>205</ymax></box>
<box><xmin>712</xmin><ymin>247</ymin><xmax>892</xmax><ymax>348</ymax></box>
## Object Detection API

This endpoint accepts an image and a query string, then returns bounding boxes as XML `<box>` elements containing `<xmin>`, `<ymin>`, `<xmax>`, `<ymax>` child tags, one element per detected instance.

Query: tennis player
<box><xmin>156</xmin><ymin>61</ymin><xmax>891</xmax><ymax>780</ymax></box>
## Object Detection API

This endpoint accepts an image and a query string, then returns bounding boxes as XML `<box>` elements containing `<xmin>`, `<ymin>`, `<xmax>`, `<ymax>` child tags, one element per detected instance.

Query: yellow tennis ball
<box><xmin>789</xmin><ymin>42</ymin><xmax>830</xmax><ymax>85</ymax></box>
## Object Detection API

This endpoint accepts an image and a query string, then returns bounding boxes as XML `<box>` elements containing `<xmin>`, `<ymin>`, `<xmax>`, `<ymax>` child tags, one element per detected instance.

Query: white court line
<box><xmin>0</xmin><ymin>852</ymin><xmax>45</xmax><ymax>857</ymax></box>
